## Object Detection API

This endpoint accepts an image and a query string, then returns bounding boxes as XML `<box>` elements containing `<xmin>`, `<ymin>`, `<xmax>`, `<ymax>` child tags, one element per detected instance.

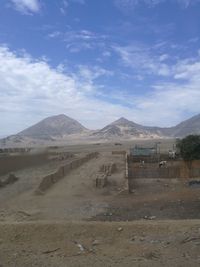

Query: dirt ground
<box><xmin>92</xmin><ymin>180</ymin><xmax>200</xmax><ymax>221</ymax></box>
<box><xmin>0</xmin><ymin>139</ymin><xmax>200</xmax><ymax>266</ymax></box>
<box><xmin>0</xmin><ymin>151</ymin><xmax>126</xmax><ymax>221</ymax></box>
<box><xmin>1</xmin><ymin>220</ymin><xmax>200</xmax><ymax>267</ymax></box>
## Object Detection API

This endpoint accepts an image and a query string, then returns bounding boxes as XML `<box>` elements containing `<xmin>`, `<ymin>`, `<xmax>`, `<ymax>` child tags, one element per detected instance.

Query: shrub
<box><xmin>176</xmin><ymin>135</ymin><xmax>200</xmax><ymax>161</ymax></box>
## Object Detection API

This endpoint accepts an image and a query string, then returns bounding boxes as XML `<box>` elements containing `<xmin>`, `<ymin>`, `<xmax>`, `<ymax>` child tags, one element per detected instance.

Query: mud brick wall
<box><xmin>0</xmin><ymin>153</ymin><xmax>49</xmax><ymax>176</ymax></box>
<box><xmin>95</xmin><ymin>173</ymin><xmax>108</xmax><ymax>188</ymax></box>
<box><xmin>180</xmin><ymin>160</ymin><xmax>200</xmax><ymax>179</ymax></box>
<box><xmin>128</xmin><ymin>155</ymin><xmax>160</xmax><ymax>163</ymax></box>
<box><xmin>127</xmin><ymin>159</ymin><xmax>200</xmax><ymax>192</ymax></box>
<box><xmin>36</xmin><ymin>152</ymin><xmax>98</xmax><ymax>194</ymax></box>
<box><xmin>112</xmin><ymin>151</ymin><xmax>126</xmax><ymax>155</ymax></box>
<box><xmin>128</xmin><ymin>166</ymin><xmax>181</xmax><ymax>179</ymax></box>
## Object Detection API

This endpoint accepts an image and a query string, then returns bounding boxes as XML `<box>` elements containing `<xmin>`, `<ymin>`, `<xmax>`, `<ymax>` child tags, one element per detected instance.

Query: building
<box><xmin>130</xmin><ymin>145</ymin><xmax>157</xmax><ymax>157</ymax></box>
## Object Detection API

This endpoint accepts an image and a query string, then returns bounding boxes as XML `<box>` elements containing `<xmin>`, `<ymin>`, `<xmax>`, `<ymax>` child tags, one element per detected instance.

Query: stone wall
<box><xmin>36</xmin><ymin>152</ymin><xmax>98</xmax><ymax>194</ymax></box>
<box><xmin>0</xmin><ymin>153</ymin><xmax>49</xmax><ymax>176</ymax></box>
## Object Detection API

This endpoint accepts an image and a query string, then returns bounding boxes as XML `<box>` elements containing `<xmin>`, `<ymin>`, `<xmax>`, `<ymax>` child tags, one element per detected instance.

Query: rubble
<box><xmin>0</xmin><ymin>173</ymin><xmax>19</xmax><ymax>188</ymax></box>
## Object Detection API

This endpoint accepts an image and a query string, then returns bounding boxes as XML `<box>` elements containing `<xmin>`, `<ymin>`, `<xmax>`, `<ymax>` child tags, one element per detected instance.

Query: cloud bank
<box><xmin>1</xmin><ymin>45</ymin><xmax>200</xmax><ymax>136</ymax></box>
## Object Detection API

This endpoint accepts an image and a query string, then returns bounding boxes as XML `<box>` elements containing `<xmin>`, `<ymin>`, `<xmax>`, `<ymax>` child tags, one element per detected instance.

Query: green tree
<box><xmin>177</xmin><ymin>135</ymin><xmax>200</xmax><ymax>161</ymax></box>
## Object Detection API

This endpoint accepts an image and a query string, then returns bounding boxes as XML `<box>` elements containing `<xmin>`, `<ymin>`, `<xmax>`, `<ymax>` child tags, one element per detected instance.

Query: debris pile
<box><xmin>0</xmin><ymin>173</ymin><xmax>19</xmax><ymax>188</ymax></box>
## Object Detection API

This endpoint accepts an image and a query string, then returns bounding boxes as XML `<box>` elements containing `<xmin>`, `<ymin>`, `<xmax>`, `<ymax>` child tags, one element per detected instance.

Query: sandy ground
<box><xmin>0</xmin><ymin>220</ymin><xmax>200</xmax><ymax>267</ymax></box>
<box><xmin>0</xmin><ymin>152</ymin><xmax>126</xmax><ymax>222</ymax></box>
<box><xmin>92</xmin><ymin>180</ymin><xmax>200</xmax><ymax>221</ymax></box>
<box><xmin>0</xmin><ymin>140</ymin><xmax>200</xmax><ymax>266</ymax></box>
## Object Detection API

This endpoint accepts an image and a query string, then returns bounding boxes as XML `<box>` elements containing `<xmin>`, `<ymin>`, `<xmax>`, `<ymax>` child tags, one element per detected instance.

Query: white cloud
<box><xmin>71</xmin><ymin>0</ymin><xmax>85</xmax><ymax>4</ymax></box>
<box><xmin>78</xmin><ymin>65</ymin><xmax>113</xmax><ymax>81</ymax></box>
<box><xmin>174</xmin><ymin>58</ymin><xmax>200</xmax><ymax>82</ymax></box>
<box><xmin>48</xmin><ymin>31</ymin><xmax>62</xmax><ymax>38</ymax></box>
<box><xmin>159</xmin><ymin>54</ymin><xmax>169</xmax><ymax>62</ymax></box>
<box><xmin>1</xmin><ymin>45</ymin><xmax>200</xmax><ymax>136</ymax></box>
<box><xmin>10</xmin><ymin>0</ymin><xmax>40</xmax><ymax>14</ymax></box>
<box><xmin>113</xmin><ymin>44</ymin><xmax>171</xmax><ymax>76</ymax></box>
<box><xmin>60</xmin><ymin>0</ymin><xmax>68</xmax><ymax>15</ymax></box>
<box><xmin>176</xmin><ymin>0</ymin><xmax>200</xmax><ymax>8</ymax></box>
<box><xmin>0</xmin><ymin>45</ymin><xmax>131</xmax><ymax>135</ymax></box>
<box><xmin>114</xmin><ymin>0</ymin><xmax>200</xmax><ymax>10</ymax></box>
<box><xmin>115</xmin><ymin>0</ymin><xmax>164</xmax><ymax>9</ymax></box>
<box><xmin>59</xmin><ymin>0</ymin><xmax>85</xmax><ymax>14</ymax></box>
<box><xmin>48</xmin><ymin>29</ymin><xmax>107</xmax><ymax>53</ymax></box>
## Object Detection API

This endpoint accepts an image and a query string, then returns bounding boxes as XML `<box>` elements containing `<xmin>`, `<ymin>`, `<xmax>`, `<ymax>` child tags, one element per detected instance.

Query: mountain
<box><xmin>93</xmin><ymin>117</ymin><xmax>162</xmax><ymax>139</ymax></box>
<box><xmin>166</xmin><ymin>114</ymin><xmax>200</xmax><ymax>137</ymax></box>
<box><xmin>93</xmin><ymin>114</ymin><xmax>200</xmax><ymax>139</ymax></box>
<box><xmin>18</xmin><ymin>114</ymin><xmax>88</xmax><ymax>140</ymax></box>
<box><xmin>1</xmin><ymin>113</ymin><xmax>200</xmax><ymax>147</ymax></box>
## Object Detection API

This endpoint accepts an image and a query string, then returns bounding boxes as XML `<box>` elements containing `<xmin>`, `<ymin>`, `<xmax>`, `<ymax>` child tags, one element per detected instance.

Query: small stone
<box><xmin>117</xmin><ymin>227</ymin><xmax>123</xmax><ymax>232</ymax></box>
<box><xmin>92</xmin><ymin>240</ymin><xmax>100</xmax><ymax>246</ymax></box>
<box><xmin>130</xmin><ymin>236</ymin><xmax>136</xmax><ymax>242</ymax></box>
<box><xmin>76</xmin><ymin>243</ymin><xmax>84</xmax><ymax>252</ymax></box>
<box><xmin>144</xmin><ymin>215</ymin><xmax>156</xmax><ymax>220</ymax></box>
<box><xmin>149</xmin><ymin>216</ymin><xmax>156</xmax><ymax>220</ymax></box>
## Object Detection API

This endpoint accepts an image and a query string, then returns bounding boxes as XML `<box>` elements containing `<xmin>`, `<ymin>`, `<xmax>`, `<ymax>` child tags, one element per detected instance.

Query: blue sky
<box><xmin>1</xmin><ymin>0</ymin><xmax>200</xmax><ymax>136</ymax></box>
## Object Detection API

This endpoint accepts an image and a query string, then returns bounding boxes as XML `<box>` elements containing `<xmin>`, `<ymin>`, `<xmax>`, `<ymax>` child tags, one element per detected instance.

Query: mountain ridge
<box><xmin>92</xmin><ymin>114</ymin><xmax>200</xmax><ymax>139</ymax></box>
<box><xmin>1</xmin><ymin>113</ymin><xmax>200</xmax><ymax>146</ymax></box>
<box><xmin>18</xmin><ymin>114</ymin><xmax>88</xmax><ymax>140</ymax></box>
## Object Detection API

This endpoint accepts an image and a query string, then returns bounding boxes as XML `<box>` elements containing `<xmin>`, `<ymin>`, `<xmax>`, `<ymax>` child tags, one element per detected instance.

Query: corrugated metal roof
<box><xmin>130</xmin><ymin>146</ymin><xmax>156</xmax><ymax>156</ymax></box>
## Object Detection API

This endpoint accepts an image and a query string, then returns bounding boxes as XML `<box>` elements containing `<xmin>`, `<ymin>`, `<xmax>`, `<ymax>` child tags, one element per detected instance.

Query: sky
<box><xmin>1</xmin><ymin>0</ymin><xmax>200</xmax><ymax>136</ymax></box>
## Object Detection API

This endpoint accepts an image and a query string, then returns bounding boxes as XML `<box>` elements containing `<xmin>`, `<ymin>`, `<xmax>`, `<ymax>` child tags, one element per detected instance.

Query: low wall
<box><xmin>0</xmin><ymin>147</ymin><xmax>31</xmax><ymax>154</ymax></box>
<box><xmin>0</xmin><ymin>153</ymin><xmax>49</xmax><ymax>176</ymax></box>
<box><xmin>128</xmin><ymin>155</ymin><xmax>159</xmax><ymax>163</ymax></box>
<box><xmin>95</xmin><ymin>173</ymin><xmax>108</xmax><ymax>188</ymax></box>
<box><xmin>36</xmin><ymin>152</ymin><xmax>98</xmax><ymax>194</ymax></box>
<box><xmin>99</xmin><ymin>163</ymin><xmax>117</xmax><ymax>175</ymax></box>
<box><xmin>128</xmin><ymin>160</ymin><xmax>200</xmax><ymax>179</ymax></box>
<box><xmin>127</xmin><ymin>159</ymin><xmax>200</xmax><ymax>192</ymax></box>
<box><xmin>128</xmin><ymin>166</ymin><xmax>181</xmax><ymax>179</ymax></box>
<box><xmin>112</xmin><ymin>151</ymin><xmax>126</xmax><ymax>155</ymax></box>
<box><xmin>179</xmin><ymin>160</ymin><xmax>200</xmax><ymax>179</ymax></box>
<box><xmin>128</xmin><ymin>154</ymin><xmax>176</xmax><ymax>163</ymax></box>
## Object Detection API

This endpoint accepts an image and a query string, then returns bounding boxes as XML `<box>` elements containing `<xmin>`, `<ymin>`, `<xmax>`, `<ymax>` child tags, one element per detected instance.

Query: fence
<box><xmin>127</xmin><ymin>159</ymin><xmax>200</xmax><ymax>192</ymax></box>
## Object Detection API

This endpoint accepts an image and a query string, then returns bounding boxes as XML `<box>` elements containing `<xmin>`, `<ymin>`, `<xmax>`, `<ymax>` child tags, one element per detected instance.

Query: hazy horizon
<box><xmin>2</xmin><ymin>112</ymin><xmax>200</xmax><ymax>138</ymax></box>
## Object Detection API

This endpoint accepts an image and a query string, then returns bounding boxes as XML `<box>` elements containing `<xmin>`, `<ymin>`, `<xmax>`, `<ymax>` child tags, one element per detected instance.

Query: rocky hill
<box><xmin>1</xmin><ymin>113</ymin><xmax>200</xmax><ymax>147</ymax></box>
<box><xmin>163</xmin><ymin>113</ymin><xmax>200</xmax><ymax>137</ymax></box>
<box><xmin>18</xmin><ymin>114</ymin><xmax>88</xmax><ymax>140</ymax></box>
<box><xmin>93</xmin><ymin>117</ymin><xmax>162</xmax><ymax>139</ymax></box>
<box><xmin>94</xmin><ymin>114</ymin><xmax>200</xmax><ymax>139</ymax></box>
